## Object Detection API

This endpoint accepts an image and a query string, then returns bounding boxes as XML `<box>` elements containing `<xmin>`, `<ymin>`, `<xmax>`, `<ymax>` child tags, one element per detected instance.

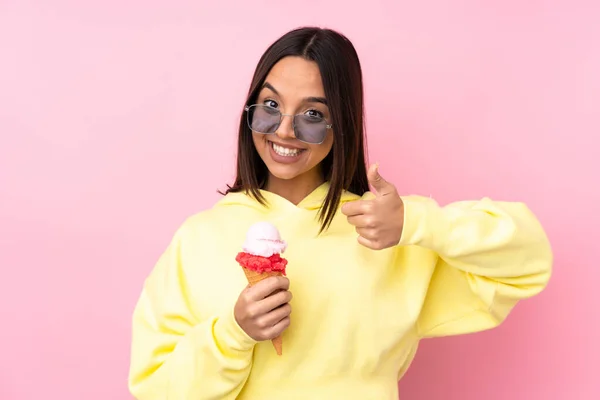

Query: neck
<box><xmin>265</xmin><ymin>171</ymin><xmax>325</xmax><ymax>205</ymax></box>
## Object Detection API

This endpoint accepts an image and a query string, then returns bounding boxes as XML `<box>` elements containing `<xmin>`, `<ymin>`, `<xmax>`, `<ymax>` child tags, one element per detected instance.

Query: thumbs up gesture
<box><xmin>341</xmin><ymin>164</ymin><xmax>405</xmax><ymax>250</ymax></box>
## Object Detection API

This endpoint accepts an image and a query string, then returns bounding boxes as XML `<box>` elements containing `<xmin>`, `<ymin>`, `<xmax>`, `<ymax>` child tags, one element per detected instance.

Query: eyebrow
<box><xmin>262</xmin><ymin>82</ymin><xmax>328</xmax><ymax>106</ymax></box>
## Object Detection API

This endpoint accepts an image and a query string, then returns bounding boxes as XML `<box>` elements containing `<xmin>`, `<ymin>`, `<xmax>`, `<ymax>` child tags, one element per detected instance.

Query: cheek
<box><xmin>252</xmin><ymin>133</ymin><xmax>266</xmax><ymax>151</ymax></box>
<box><xmin>308</xmin><ymin>137</ymin><xmax>334</xmax><ymax>163</ymax></box>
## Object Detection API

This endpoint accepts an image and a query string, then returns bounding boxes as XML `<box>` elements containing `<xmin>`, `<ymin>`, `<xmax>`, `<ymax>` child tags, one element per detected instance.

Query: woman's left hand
<box><xmin>341</xmin><ymin>164</ymin><xmax>404</xmax><ymax>250</ymax></box>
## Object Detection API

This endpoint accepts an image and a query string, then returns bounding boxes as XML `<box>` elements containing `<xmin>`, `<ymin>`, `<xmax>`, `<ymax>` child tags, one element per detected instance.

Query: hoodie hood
<box><xmin>216</xmin><ymin>182</ymin><xmax>368</xmax><ymax>213</ymax></box>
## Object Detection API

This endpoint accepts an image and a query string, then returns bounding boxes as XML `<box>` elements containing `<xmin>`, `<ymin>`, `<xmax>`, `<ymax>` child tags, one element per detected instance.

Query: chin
<box><xmin>266</xmin><ymin>164</ymin><xmax>306</xmax><ymax>181</ymax></box>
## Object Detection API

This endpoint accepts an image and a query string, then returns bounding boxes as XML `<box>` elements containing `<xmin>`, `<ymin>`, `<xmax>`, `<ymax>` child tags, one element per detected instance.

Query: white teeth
<box><xmin>272</xmin><ymin>142</ymin><xmax>301</xmax><ymax>157</ymax></box>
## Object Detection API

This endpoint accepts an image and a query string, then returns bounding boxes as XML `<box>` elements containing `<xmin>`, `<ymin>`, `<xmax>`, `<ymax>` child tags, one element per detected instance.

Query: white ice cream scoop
<box><xmin>242</xmin><ymin>221</ymin><xmax>287</xmax><ymax>257</ymax></box>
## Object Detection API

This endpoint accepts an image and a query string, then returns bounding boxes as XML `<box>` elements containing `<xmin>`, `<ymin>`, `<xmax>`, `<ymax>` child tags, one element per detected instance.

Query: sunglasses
<box><xmin>244</xmin><ymin>104</ymin><xmax>332</xmax><ymax>144</ymax></box>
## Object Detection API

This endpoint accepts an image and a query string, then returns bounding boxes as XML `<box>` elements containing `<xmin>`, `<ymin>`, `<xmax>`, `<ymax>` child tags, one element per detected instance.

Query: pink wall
<box><xmin>1</xmin><ymin>1</ymin><xmax>597</xmax><ymax>399</ymax></box>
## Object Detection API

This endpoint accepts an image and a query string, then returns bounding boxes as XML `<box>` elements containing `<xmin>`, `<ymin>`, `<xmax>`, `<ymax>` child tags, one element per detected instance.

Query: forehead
<box><xmin>264</xmin><ymin>56</ymin><xmax>325</xmax><ymax>97</ymax></box>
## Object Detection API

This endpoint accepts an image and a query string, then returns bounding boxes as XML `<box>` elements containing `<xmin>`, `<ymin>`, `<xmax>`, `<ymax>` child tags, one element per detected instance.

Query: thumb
<box><xmin>367</xmin><ymin>163</ymin><xmax>394</xmax><ymax>195</ymax></box>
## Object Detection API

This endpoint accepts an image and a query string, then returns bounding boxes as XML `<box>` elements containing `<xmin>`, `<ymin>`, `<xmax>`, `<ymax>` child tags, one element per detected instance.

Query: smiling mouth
<box><xmin>270</xmin><ymin>141</ymin><xmax>306</xmax><ymax>157</ymax></box>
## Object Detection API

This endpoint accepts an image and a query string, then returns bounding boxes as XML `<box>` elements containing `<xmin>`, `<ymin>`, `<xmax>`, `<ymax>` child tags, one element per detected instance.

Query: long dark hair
<box><xmin>223</xmin><ymin>27</ymin><xmax>369</xmax><ymax>232</ymax></box>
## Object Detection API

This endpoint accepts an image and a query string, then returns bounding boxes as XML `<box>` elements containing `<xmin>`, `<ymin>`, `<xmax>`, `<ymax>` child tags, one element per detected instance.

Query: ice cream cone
<box><xmin>242</xmin><ymin>267</ymin><xmax>283</xmax><ymax>285</ymax></box>
<box><xmin>236</xmin><ymin>222</ymin><xmax>289</xmax><ymax>356</ymax></box>
<box><xmin>242</xmin><ymin>267</ymin><xmax>284</xmax><ymax>356</ymax></box>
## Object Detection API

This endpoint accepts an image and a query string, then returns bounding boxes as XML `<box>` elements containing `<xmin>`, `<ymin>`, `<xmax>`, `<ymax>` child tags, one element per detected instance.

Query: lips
<box><xmin>269</xmin><ymin>141</ymin><xmax>306</xmax><ymax>157</ymax></box>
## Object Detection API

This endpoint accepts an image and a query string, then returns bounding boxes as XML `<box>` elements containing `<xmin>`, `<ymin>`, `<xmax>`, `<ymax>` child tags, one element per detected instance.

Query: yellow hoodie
<box><xmin>128</xmin><ymin>183</ymin><xmax>552</xmax><ymax>400</ymax></box>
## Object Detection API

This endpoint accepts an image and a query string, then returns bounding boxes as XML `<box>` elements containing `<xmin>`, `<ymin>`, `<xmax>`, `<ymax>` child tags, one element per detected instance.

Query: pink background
<box><xmin>1</xmin><ymin>1</ymin><xmax>598</xmax><ymax>399</ymax></box>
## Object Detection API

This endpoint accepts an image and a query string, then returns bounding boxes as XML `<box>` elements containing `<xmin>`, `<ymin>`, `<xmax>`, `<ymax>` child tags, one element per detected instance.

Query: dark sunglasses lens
<box><xmin>248</xmin><ymin>106</ymin><xmax>279</xmax><ymax>134</ymax></box>
<box><xmin>294</xmin><ymin>115</ymin><xmax>327</xmax><ymax>144</ymax></box>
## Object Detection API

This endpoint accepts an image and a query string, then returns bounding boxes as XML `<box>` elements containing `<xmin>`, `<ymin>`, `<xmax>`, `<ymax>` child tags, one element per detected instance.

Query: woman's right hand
<box><xmin>234</xmin><ymin>276</ymin><xmax>292</xmax><ymax>341</ymax></box>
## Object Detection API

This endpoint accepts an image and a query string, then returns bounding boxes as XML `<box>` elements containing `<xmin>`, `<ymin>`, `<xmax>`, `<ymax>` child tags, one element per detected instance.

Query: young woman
<box><xmin>128</xmin><ymin>27</ymin><xmax>552</xmax><ymax>399</ymax></box>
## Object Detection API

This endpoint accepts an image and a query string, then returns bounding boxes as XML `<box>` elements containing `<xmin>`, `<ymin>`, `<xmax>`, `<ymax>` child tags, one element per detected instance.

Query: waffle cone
<box><xmin>242</xmin><ymin>267</ymin><xmax>284</xmax><ymax>356</ymax></box>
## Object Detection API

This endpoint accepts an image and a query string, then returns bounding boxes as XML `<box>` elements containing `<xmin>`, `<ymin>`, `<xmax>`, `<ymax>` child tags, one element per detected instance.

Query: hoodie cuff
<box><xmin>213</xmin><ymin>308</ymin><xmax>257</xmax><ymax>353</ymax></box>
<box><xmin>398</xmin><ymin>195</ymin><xmax>433</xmax><ymax>247</ymax></box>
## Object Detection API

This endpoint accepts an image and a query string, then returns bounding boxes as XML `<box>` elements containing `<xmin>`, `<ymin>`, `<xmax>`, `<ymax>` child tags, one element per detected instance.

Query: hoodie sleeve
<box><xmin>128</xmin><ymin>223</ymin><xmax>256</xmax><ymax>400</ymax></box>
<box><xmin>398</xmin><ymin>195</ymin><xmax>553</xmax><ymax>338</ymax></box>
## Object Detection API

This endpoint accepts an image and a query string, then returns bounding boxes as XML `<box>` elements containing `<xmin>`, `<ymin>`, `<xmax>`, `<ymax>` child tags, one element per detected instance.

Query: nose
<box><xmin>275</xmin><ymin>113</ymin><xmax>296</xmax><ymax>140</ymax></box>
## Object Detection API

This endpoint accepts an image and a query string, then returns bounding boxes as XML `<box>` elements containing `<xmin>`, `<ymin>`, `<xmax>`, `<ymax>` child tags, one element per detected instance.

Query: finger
<box><xmin>357</xmin><ymin>235</ymin><xmax>379</xmax><ymax>249</ymax></box>
<box><xmin>347</xmin><ymin>215</ymin><xmax>374</xmax><ymax>229</ymax></box>
<box><xmin>248</xmin><ymin>276</ymin><xmax>290</xmax><ymax>300</ymax></box>
<box><xmin>256</xmin><ymin>289</ymin><xmax>292</xmax><ymax>314</ymax></box>
<box><xmin>258</xmin><ymin>303</ymin><xmax>292</xmax><ymax>328</ymax></box>
<box><xmin>341</xmin><ymin>200</ymin><xmax>372</xmax><ymax>217</ymax></box>
<box><xmin>367</xmin><ymin>163</ymin><xmax>395</xmax><ymax>196</ymax></box>
<box><xmin>265</xmin><ymin>316</ymin><xmax>291</xmax><ymax>339</ymax></box>
<box><xmin>356</xmin><ymin>227</ymin><xmax>377</xmax><ymax>240</ymax></box>
<box><xmin>358</xmin><ymin>236</ymin><xmax>384</xmax><ymax>250</ymax></box>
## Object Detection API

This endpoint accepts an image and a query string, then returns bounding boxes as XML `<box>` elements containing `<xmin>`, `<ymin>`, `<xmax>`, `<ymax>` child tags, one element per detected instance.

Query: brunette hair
<box><xmin>223</xmin><ymin>27</ymin><xmax>369</xmax><ymax>232</ymax></box>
